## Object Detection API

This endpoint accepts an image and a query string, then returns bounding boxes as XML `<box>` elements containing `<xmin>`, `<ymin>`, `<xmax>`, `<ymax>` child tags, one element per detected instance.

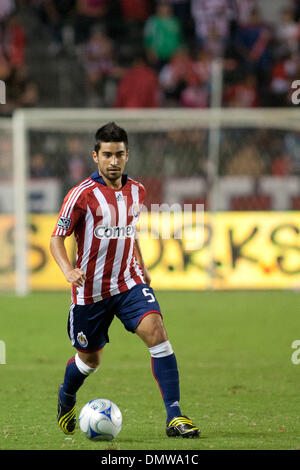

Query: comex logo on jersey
<box><xmin>94</xmin><ymin>224</ymin><xmax>135</xmax><ymax>239</ymax></box>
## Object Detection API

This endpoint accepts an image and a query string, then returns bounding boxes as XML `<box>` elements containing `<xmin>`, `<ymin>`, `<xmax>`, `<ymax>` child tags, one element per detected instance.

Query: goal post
<box><xmin>4</xmin><ymin>107</ymin><xmax>300</xmax><ymax>295</ymax></box>
<box><xmin>12</xmin><ymin>110</ymin><xmax>29</xmax><ymax>296</ymax></box>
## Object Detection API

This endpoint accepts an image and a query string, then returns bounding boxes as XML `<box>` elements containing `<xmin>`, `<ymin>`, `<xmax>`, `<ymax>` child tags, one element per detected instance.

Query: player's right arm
<box><xmin>50</xmin><ymin>235</ymin><xmax>86</xmax><ymax>287</ymax></box>
<box><xmin>50</xmin><ymin>182</ymin><xmax>91</xmax><ymax>288</ymax></box>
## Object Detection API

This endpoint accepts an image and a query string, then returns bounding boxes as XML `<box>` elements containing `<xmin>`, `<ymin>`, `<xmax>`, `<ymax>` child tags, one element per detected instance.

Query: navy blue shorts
<box><xmin>67</xmin><ymin>283</ymin><xmax>161</xmax><ymax>352</ymax></box>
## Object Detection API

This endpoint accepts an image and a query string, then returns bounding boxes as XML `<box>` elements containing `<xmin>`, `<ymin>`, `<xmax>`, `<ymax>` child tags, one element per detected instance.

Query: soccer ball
<box><xmin>79</xmin><ymin>398</ymin><xmax>122</xmax><ymax>441</ymax></box>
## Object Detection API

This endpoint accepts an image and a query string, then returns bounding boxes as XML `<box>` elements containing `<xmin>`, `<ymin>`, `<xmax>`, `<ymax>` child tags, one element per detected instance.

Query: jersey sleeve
<box><xmin>51</xmin><ymin>187</ymin><xmax>86</xmax><ymax>237</ymax></box>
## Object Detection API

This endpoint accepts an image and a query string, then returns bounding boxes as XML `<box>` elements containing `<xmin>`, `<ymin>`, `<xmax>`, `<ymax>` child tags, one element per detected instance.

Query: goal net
<box><xmin>1</xmin><ymin>108</ymin><xmax>300</xmax><ymax>294</ymax></box>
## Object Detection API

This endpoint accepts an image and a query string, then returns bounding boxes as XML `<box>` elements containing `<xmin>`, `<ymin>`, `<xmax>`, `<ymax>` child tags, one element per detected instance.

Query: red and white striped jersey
<box><xmin>52</xmin><ymin>174</ymin><xmax>146</xmax><ymax>305</ymax></box>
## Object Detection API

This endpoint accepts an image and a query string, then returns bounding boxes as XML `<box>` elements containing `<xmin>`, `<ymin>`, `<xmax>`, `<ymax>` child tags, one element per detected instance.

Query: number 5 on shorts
<box><xmin>142</xmin><ymin>287</ymin><xmax>155</xmax><ymax>303</ymax></box>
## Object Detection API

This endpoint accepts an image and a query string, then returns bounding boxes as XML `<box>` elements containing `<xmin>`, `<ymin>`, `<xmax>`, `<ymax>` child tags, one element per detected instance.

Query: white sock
<box><xmin>149</xmin><ymin>340</ymin><xmax>174</xmax><ymax>358</ymax></box>
<box><xmin>75</xmin><ymin>353</ymin><xmax>98</xmax><ymax>376</ymax></box>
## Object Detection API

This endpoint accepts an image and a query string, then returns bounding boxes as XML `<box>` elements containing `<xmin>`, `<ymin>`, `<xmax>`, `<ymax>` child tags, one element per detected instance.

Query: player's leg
<box><xmin>59</xmin><ymin>348</ymin><xmax>103</xmax><ymax>407</ymax></box>
<box><xmin>57</xmin><ymin>349</ymin><xmax>102</xmax><ymax>434</ymax></box>
<box><xmin>135</xmin><ymin>312</ymin><xmax>200</xmax><ymax>438</ymax></box>
<box><xmin>135</xmin><ymin>313</ymin><xmax>182</xmax><ymax>420</ymax></box>
<box><xmin>117</xmin><ymin>284</ymin><xmax>200</xmax><ymax>438</ymax></box>
<box><xmin>57</xmin><ymin>302</ymin><xmax>113</xmax><ymax>434</ymax></box>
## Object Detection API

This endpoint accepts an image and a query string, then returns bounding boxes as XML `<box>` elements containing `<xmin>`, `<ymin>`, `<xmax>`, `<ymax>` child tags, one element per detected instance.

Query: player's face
<box><xmin>92</xmin><ymin>141</ymin><xmax>128</xmax><ymax>187</ymax></box>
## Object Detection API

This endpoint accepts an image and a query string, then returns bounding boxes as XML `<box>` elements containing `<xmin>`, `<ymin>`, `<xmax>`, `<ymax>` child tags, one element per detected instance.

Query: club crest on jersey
<box><xmin>57</xmin><ymin>216</ymin><xmax>71</xmax><ymax>230</ymax></box>
<box><xmin>77</xmin><ymin>332</ymin><xmax>88</xmax><ymax>348</ymax></box>
<box><xmin>94</xmin><ymin>224</ymin><xmax>135</xmax><ymax>239</ymax></box>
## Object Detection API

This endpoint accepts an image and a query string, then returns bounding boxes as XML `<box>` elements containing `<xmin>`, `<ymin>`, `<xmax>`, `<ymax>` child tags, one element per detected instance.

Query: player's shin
<box><xmin>60</xmin><ymin>353</ymin><xmax>98</xmax><ymax>406</ymax></box>
<box><xmin>149</xmin><ymin>340</ymin><xmax>182</xmax><ymax>424</ymax></box>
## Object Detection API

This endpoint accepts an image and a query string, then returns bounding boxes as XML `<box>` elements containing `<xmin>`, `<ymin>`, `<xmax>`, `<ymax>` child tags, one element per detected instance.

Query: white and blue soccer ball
<box><xmin>79</xmin><ymin>398</ymin><xmax>122</xmax><ymax>441</ymax></box>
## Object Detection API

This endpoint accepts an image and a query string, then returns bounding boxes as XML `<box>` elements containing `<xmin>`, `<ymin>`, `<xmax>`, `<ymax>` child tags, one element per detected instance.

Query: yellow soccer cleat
<box><xmin>57</xmin><ymin>385</ymin><xmax>76</xmax><ymax>435</ymax></box>
<box><xmin>166</xmin><ymin>416</ymin><xmax>200</xmax><ymax>438</ymax></box>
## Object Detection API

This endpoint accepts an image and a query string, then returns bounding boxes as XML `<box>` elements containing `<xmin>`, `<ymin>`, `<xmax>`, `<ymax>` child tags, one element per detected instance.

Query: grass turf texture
<box><xmin>0</xmin><ymin>290</ymin><xmax>299</xmax><ymax>451</ymax></box>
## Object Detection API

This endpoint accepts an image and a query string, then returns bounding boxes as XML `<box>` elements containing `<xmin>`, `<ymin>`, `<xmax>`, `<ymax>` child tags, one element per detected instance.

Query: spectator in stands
<box><xmin>224</xmin><ymin>143</ymin><xmax>267</xmax><ymax>177</ymax></box>
<box><xmin>271</xmin><ymin>156</ymin><xmax>292</xmax><ymax>176</ymax></box>
<box><xmin>80</xmin><ymin>26</ymin><xmax>116</xmax><ymax>106</ymax></box>
<box><xmin>223</xmin><ymin>73</ymin><xmax>260</xmax><ymax>107</ymax></box>
<box><xmin>235</xmin><ymin>0</ymin><xmax>257</xmax><ymax>26</ymax></box>
<box><xmin>275</xmin><ymin>7</ymin><xmax>299</xmax><ymax>55</ymax></box>
<box><xmin>0</xmin><ymin>48</ymin><xmax>12</xmax><ymax>82</ymax></box>
<box><xmin>15</xmin><ymin>68</ymin><xmax>39</xmax><ymax>108</ymax></box>
<box><xmin>167</xmin><ymin>0</ymin><xmax>193</xmax><ymax>37</ymax></box>
<box><xmin>144</xmin><ymin>2</ymin><xmax>184</xmax><ymax>69</ymax></box>
<box><xmin>74</xmin><ymin>0</ymin><xmax>109</xmax><ymax>43</ymax></box>
<box><xmin>65</xmin><ymin>136</ymin><xmax>87</xmax><ymax>186</ymax></box>
<box><xmin>191</xmin><ymin>0</ymin><xmax>232</xmax><ymax>55</ymax></box>
<box><xmin>269</xmin><ymin>52</ymin><xmax>299</xmax><ymax>107</ymax></box>
<box><xmin>292</xmin><ymin>0</ymin><xmax>300</xmax><ymax>22</ymax></box>
<box><xmin>260</xmin><ymin>131</ymin><xmax>292</xmax><ymax>176</ymax></box>
<box><xmin>119</xmin><ymin>0</ymin><xmax>152</xmax><ymax>46</ymax></box>
<box><xmin>193</xmin><ymin>47</ymin><xmax>212</xmax><ymax>83</ymax></box>
<box><xmin>0</xmin><ymin>0</ymin><xmax>15</xmax><ymax>23</ymax></box>
<box><xmin>159</xmin><ymin>46</ymin><xmax>211</xmax><ymax>107</ymax></box>
<box><xmin>168</xmin><ymin>0</ymin><xmax>190</xmax><ymax>19</ymax></box>
<box><xmin>4</xmin><ymin>64</ymin><xmax>39</xmax><ymax>110</ymax></box>
<box><xmin>0</xmin><ymin>12</ymin><xmax>35</xmax><ymax>114</ymax></box>
<box><xmin>1</xmin><ymin>0</ymin><xmax>299</xmax><ymax>112</ymax></box>
<box><xmin>30</xmin><ymin>152</ymin><xmax>52</xmax><ymax>178</ymax></box>
<box><xmin>180</xmin><ymin>83</ymin><xmax>209</xmax><ymax>107</ymax></box>
<box><xmin>284</xmin><ymin>131</ymin><xmax>300</xmax><ymax>174</ymax></box>
<box><xmin>159</xmin><ymin>47</ymin><xmax>198</xmax><ymax>106</ymax></box>
<box><xmin>1</xmin><ymin>13</ymin><xmax>26</xmax><ymax>69</ymax></box>
<box><xmin>119</xmin><ymin>0</ymin><xmax>152</xmax><ymax>21</ymax></box>
<box><xmin>114</xmin><ymin>52</ymin><xmax>160</xmax><ymax>107</ymax></box>
<box><xmin>34</xmin><ymin>0</ymin><xmax>76</xmax><ymax>54</ymax></box>
<box><xmin>179</xmin><ymin>47</ymin><xmax>212</xmax><ymax>107</ymax></box>
<box><xmin>271</xmin><ymin>153</ymin><xmax>292</xmax><ymax>176</ymax></box>
<box><xmin>233</xmin><ymin>8</ymin><xmax>272</xmax><ymax>82</ymax></box>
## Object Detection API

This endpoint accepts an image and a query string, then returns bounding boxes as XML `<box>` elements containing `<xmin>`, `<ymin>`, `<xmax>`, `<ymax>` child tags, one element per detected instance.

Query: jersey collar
<box><xmin>91</xmin><ymin>171</ymin><xmax>128</xmax><ymax>187</ymax></box>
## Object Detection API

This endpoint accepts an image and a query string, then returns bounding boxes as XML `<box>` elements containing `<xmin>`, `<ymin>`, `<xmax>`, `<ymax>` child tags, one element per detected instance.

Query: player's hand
<box><xmin>65</xmin><ymin>268</ymin><xmax>86</xmax><ymax>287</ymax></box>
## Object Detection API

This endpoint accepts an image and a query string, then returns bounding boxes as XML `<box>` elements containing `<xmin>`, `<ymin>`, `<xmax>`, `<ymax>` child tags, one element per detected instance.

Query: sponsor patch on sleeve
<box><xmin>57</xmin><ymin>216</ymin><xmax>72</xmax><ymax>230</ymax></box>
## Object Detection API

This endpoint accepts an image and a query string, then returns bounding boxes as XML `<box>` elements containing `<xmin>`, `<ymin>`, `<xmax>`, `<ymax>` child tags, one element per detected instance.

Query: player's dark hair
<box><xmin>94</xmin><ymin>122</ymin><xmax>128</xmax><ymax>153</ymax></box>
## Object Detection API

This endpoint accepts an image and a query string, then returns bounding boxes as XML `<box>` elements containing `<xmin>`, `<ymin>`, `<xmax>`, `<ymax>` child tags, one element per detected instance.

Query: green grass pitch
<box><xmin>0</xmin><ymin>290</ymin><xmax>299</xmax><ymax>451</ymax></box>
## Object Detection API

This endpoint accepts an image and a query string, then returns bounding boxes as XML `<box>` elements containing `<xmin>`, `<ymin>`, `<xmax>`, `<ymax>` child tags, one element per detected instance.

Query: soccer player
<box><xmin>50</xmin><ymin>122</ymin><xmax>200</xmax><ymax>438</ymax></box>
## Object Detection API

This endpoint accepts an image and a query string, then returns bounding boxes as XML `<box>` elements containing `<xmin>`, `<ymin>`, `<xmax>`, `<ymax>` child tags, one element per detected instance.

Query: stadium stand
<box><xmin>0</xmin><ymin>0</ymin><xmax>297</xmax><ymax>113</ymax></box>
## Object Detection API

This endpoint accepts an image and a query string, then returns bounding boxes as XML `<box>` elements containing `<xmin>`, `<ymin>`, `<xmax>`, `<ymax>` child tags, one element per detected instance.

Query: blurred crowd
<box><xmin>1</xmin><ymin>0</ymin><xmax>300</xmax><ymax>112</ymax></box>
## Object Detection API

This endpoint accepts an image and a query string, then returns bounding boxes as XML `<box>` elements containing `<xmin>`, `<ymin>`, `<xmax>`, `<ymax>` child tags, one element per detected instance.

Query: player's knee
<box><xmin>151</xmin><ymin>328</ymin><xmax>167</xmax><ymax>347</ymax></box>
<box><xmin>147</xmin><ymin>318</ymin><xmax>168</xmax><ymax>347</ymax></box>
<box><xmin>136</xmin><ymin>313</ymin><xmax>167</xmax><ymax>347</ymax></box>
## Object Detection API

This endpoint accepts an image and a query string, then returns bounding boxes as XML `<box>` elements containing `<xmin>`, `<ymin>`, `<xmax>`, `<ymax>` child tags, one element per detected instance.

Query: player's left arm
<box><xmin>134</xmin><ymin>234</ymin><xmax>151</xmax><ymax>286</ymax></box>
<box><xmin>134</xmin><ymin>182</ymin><xmax>151</xmax><ymax>285</ymax></box>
